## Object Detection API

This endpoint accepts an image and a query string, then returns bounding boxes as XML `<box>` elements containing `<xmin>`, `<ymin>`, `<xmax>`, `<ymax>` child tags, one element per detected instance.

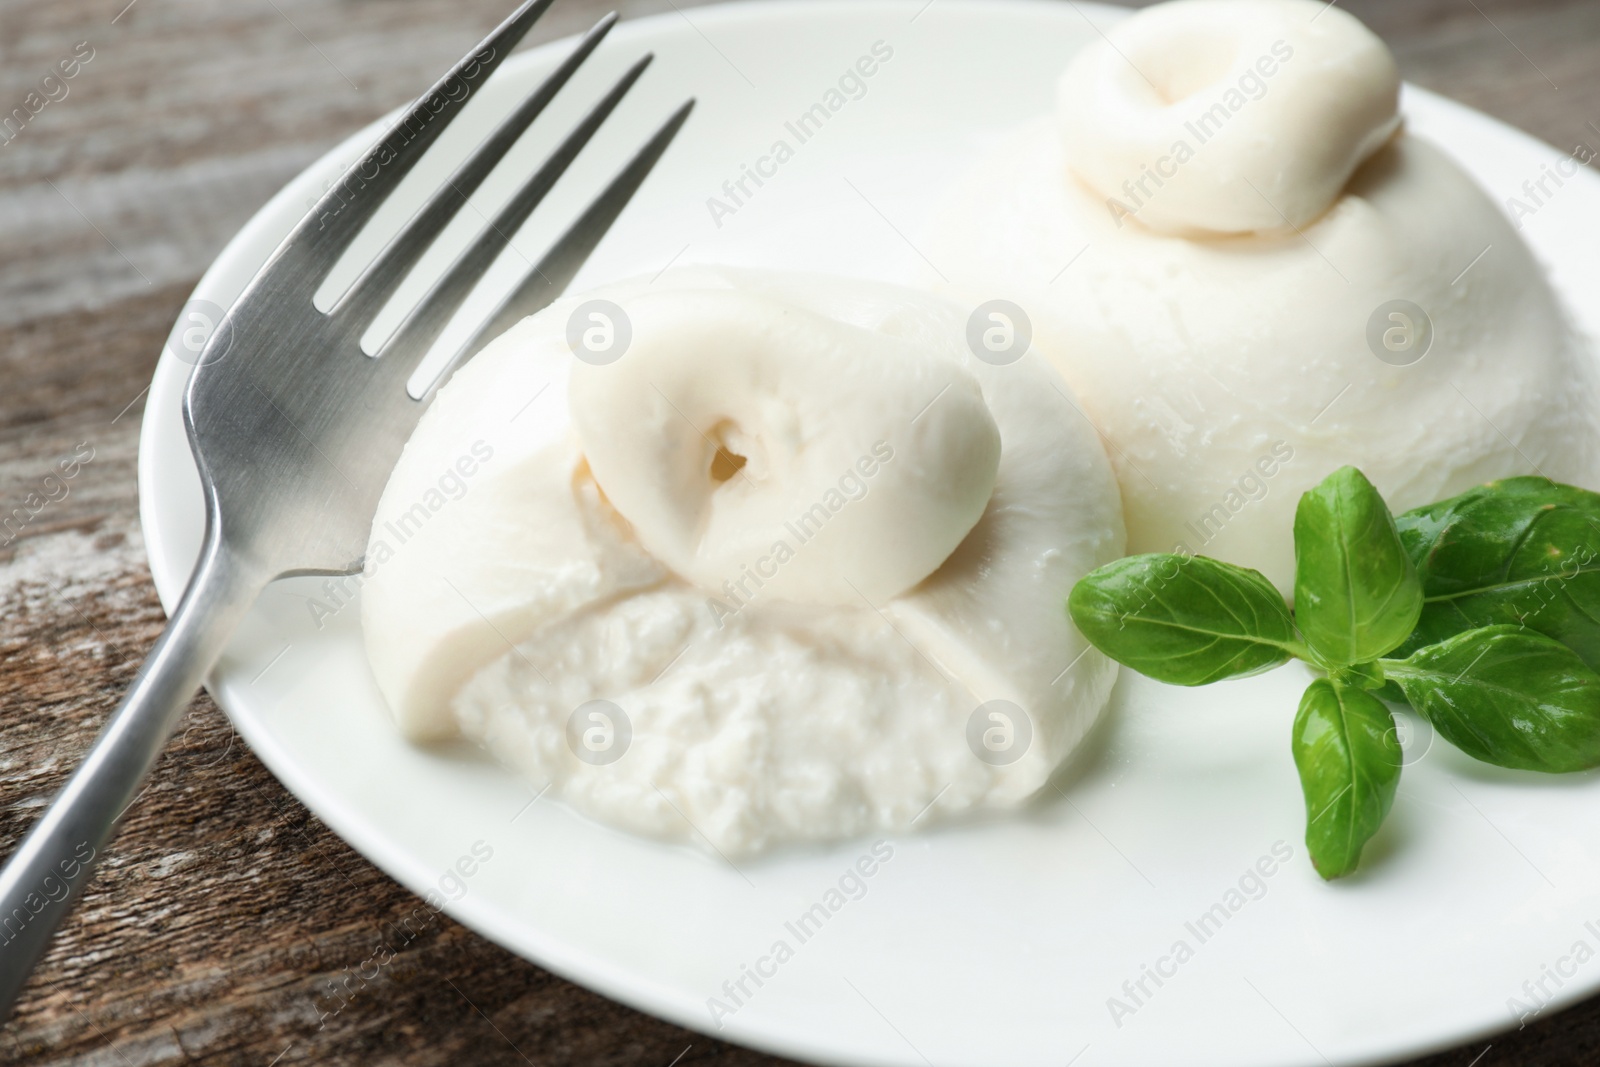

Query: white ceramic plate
<box><xmin>137</xmin><ymin>2</ymin><xmax>1600</xmax><ymax>1064</ymax></box>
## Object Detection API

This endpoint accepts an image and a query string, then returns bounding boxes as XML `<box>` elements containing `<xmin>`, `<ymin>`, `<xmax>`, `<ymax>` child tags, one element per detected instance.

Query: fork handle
<box><xmin>0</xmin><ymin>533</ymin><xmax>267</xmax><ymax>1019</ymax></box>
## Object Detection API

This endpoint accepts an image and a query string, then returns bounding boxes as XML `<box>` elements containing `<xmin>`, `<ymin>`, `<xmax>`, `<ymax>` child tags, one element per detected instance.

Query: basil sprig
<box><xmin>1069</xmin><ymin>466</ymin><xmax>1600</xmax><ymax>881</ymax></box>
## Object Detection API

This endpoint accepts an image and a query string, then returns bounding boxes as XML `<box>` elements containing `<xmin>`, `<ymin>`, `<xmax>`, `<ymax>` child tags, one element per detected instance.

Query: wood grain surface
<box><xmin>1</xmin><ymin>0</ymin><xmax>1598</xmax><ymax>1063</ymax></box>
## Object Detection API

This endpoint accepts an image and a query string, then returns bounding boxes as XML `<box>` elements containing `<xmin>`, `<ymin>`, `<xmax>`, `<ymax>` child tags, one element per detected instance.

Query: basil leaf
<box><xmin>1068</xmin><ymin>554</ymin><xmax>1299</xmax><ymax>686</ymax></box>
<box><xmin>1384</xmin><ymin>624</ymin><xmax>1600</xmax><ymax>772</ymax></box>
<box><xmin>1292</xmin><ymin>678</ymin><xmax>1401</xmax><ymax>880</ymax></box>
<box><xmin>1393</xmin><ymin>477</ymin><xmax>1600</xmax><ymax>670</ymax></box>
<box><xmin>1294</xmin><ymin>466</ymin><xmax>1423</xmax><ymax>666</ymax></box>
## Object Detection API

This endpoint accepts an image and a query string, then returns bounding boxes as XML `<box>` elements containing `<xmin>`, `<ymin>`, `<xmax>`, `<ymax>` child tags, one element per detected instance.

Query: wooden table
<box><xmin>2</xmin><ymin>0</ymin><xmax>1597</xmax><ymax>1062</ymax></box>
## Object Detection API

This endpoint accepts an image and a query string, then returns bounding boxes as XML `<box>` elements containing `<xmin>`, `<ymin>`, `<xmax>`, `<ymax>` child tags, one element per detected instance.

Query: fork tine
<box><xmin>426</xmin><ymin>98</ymin><xmax>696</xmax><ymax>395</ymax></box>
<box><xmin>373</xmin><ymin>53</ymin><xmax>655</xmax><ymax>369</ymax></box>
<box><xmin>331</xmin><ymin>12</ymin><xmax>621</xmax><ymax>324</ymax></box>
<box><xmin>272</xmin><ymin>0</ymin><xmax>560</xmax><ymax>277</ymax></box>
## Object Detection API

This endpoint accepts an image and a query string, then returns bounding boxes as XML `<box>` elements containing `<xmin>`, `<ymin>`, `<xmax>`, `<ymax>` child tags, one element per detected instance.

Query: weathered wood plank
<box><xmin>1</xmin><ymin>0</ymin><xmax>1598</xmax><ymax>1064</ymax></box>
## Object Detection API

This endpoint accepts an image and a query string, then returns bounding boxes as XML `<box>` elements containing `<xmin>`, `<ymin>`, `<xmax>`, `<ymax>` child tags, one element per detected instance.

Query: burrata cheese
<box><xmin>928</xmin><ymin>0</ymin><xmax>1600</xmax><ymax>591</ymax></box>
<box><xmin>362</xmin><ymin>267</ymin><xmax>1125</xmax><ymax>855</ymax></box>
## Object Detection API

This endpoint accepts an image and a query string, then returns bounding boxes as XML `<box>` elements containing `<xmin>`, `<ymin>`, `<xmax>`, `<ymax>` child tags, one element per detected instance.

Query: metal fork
<box><xmin>0</xmin><ymin>0</ymin><xmax>691</xmax><ymax>1016</ymax></box>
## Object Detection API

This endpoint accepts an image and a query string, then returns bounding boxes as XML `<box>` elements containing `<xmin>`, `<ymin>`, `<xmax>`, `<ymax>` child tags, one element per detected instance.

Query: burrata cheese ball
<box><xmin>929</xmin><ymin>0</ymin><xmax>1600</xmax><ymax>591</ymax></box>
<box><xmin>361</xmin><ymin>266</ymin><xmax>1126</xmax><ymax>855</ymax></box>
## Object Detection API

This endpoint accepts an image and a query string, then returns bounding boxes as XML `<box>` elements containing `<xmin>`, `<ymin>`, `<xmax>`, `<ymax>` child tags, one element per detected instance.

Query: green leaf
<box><xmin>1393</xmin><ymin>477</ymin><xmax>1600</xmax><ymax>670</ymax></box>
<box><xmin>1068</xmin><ymin>554</ymin><xmax>1299</xmax><ymax>686</ymax></box>
<box><xmin>1384</xmin><ymin>624</ymin><xmax>1600</xmax><ymax>772</ymax></box>
<box><xmin>1292</xmin><ymin>678</ymin><xmax>1402</xmax><ymax>880</ymax></box>
<box><xmin>1294</xmin><ymin>466</ymin><xmax>1423</xmax><ymax>666</ymax></box>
